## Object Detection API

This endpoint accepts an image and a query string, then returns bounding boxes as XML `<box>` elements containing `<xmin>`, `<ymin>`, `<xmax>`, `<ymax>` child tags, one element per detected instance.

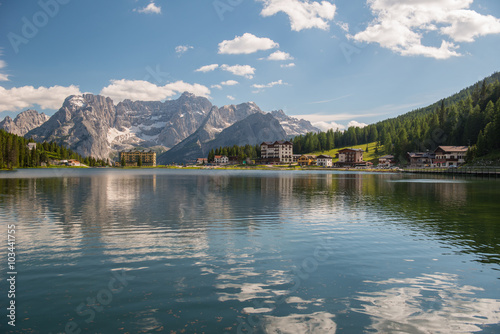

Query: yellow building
<box><xmin>120</xmin><ymin>149</ymin><xmax>156</xmax><ymax>167</ymax></box>
<box><xmin>298</xmin><ymin>155</ymin><xmax>317</xmax><ymax>166</ymax></box>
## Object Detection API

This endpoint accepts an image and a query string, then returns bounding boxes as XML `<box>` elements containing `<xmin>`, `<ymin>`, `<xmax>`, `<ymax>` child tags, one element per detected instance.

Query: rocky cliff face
<box><xmin>270</xmin><ymin>109</ymin><xmax>319</xmax><ymax>136</ymax></box>
<box><xmin>0</xmin><ymin>109</ymin><xmax>50</xmax><ymax>136</ymax></box>
<box><xmin>27</xmin><ymin>95</ymin><xmax>117</xmax><ymax>159</ymax></box>
<box><xmin>18</xmin><ymin>92</ymin><xmax>316</xmax><ymax>161</ymax></box>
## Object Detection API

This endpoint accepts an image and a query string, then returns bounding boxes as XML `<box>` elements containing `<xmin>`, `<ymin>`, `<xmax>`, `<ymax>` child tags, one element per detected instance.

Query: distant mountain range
<box><xmin>0</xmin><ymin>92</ymin><xmax>319</xmax><ymax>162</ymax></box>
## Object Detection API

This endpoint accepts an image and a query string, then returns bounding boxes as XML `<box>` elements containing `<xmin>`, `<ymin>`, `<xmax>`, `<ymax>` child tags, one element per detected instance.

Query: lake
<box><xmin>1</xmin><ymin>168</ymin><xmax>499</xmax><ymax>333</ymax></box>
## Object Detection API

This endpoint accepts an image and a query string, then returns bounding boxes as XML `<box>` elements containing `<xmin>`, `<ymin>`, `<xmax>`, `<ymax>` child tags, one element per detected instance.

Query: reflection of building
<box><xmin>261</xmin><ymin>141</ymin><xmax>293</xmax><ymax>164</ymax></box>
<box><xmin>316</xmin><ymin>155</ymin><xmax>333</xmax><ymax>167</ymax></box>
<box><xmin>407</xmin><ymin>152</ymin><xmax>434</xmax><ymax>167</ymax></box>
<box><xmin>378</xmin><ymin>155</ymin><xmax>395</xmax><ymax>167</ymax></box>
<box><xmin>434</xmin><ymin>146</ymin><xmax>468</xmax><ymax>168</ymax></box>
<box><xmin>298</xmin><ymin>155</ymin><xmax>317</xmax><ymax>166</ymax></box>
<box><xmin>120</xmin><ymin>149</ymin><xmax>156</xmax><ymax>167</ymax></box>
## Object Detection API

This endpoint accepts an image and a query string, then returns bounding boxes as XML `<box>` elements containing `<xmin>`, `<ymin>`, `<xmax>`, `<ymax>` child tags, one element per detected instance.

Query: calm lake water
<box><xmin>1</xmin><ymin>168</ymin><xmax>499</xmax><ymax>333</ymax></box>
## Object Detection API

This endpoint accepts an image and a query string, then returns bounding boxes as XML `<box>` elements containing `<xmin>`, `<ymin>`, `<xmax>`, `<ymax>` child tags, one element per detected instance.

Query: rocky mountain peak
<box><xmin>0</xmin><ymin>109</ymin><xmax>50</xmax><ymax>136</ymax></box>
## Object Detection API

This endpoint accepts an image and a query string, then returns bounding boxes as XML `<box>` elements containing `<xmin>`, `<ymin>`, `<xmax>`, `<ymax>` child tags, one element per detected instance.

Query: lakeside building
<box><xmin>338</xmin><ymin>148</ymin><xmax>364</xmax><ymax>164</ymax></box>
<box><xmin>120</xmin><ymin>149</ymin><xmax>157</xmax><ymax>167</ymax></box>
<box><xmin>67</xmin><ymin>159</ymin><xmax>82</xmax><ymax>166</ymax></box>
<box><xmin>336</xmin><ymin>148</ymin><xmax>372</xmax><ymax>167</ymax></box>
<box><xmin>316</xmin><ymin>155</ymin><xmax>333</xmax><ymax>167</ymax></box>
<box><xmin>298</xmin><ymin>155</ymin><xmax>317</xmax><ymax>166</ymax></box>
<box><xmin>433</xmin><ymin>146</ymin><xmax>468</xmax><ymax>167</ymax></box>
<box><xmin>214</xmin><ymin>155</ymin><xmax>229</xmax><ymax>165</ymax></box>
<box><xmin>27</xmin><ymin>142</ymin><xmax>37</xmax><ymax>150</ymax></box>
<box><xmin>260</xmin><ymin>141</ymin><xmax>294</xmax><ymax>164</ymax></box>
<box><xmin>407</xmin><ymin>152</ymin><xmax>435</xmax><ymax>167</ymax></box>
<box><xmin>378</xmin><ymin>155</ymin><xmax>395</xmax><ymax>167</ymax></box>
<box><xmin>196</xmin><ymin>158</ymin><xmax>208</xmax><ymax>165</ymax></box>
<box><xmin>407</xmin><ymin>146</ymin><xmax>468</xmax><ymax>168</ymax></box>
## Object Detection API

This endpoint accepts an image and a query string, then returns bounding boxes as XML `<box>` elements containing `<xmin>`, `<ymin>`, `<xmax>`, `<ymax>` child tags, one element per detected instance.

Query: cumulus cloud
<box><xmin>348</xmin><ymin>120</ymin><xmax>368</xmax><ymax>128</ymax></box>
<box><xmin>100</xmin><ymin>79</ymin><xmax>210</xmax><ymax>102</ymax></box>
<box><xmin>258</xmin><ymin>0</ymin><xmax>336</xmax><ymax>31</ymax></box>
<box><xmin>218</xmin><ymin>33</ymin><xmax>279</xmax><ymax>54</ymax></box>
<box><xmin>221</xmin><ymin>80</ymin><xmax>239</xmax><ymax>86</ymax></box>
<box><xmin>0</xmin><ymin>85</ymin><xmax>82</xmax><ymax>112</ymax></box>
<box><xmin>227</xmin><ymin>95</ymin><xmax>236</xmax><ymax>101</ymax></box>
<box><xmin>134</xmin><ymin>2</ymin><xmax>162</xmax><ymax>14</ymax></box>
<box><xmin>175</xmin><ymin>45</ymin><xmax>193</xmax><ymax>55</ymax></box>
<box><xmin>221</xmin><ymin>64</ymin><xmax>256</xmax><ymax>79</ymax></box>
<box><xmin>195</xmin><ymin>64</ymin><xmax>219</xmax><ymax>73</ymax></box>
<box><xmin>312</xmin><ymin>121</ymin><xmax>346</xmax><ymax>132</ymax></box>
<box><xmin>281</xmin><ymin>62</ymin><xmax>296</xmax><ymax>68</ymax></box>
<box><xmin>211</xmin><ymin>84</ymin><xmax>222</xmax><ymax>90</ymax></box>
<box><xmin>265</xmin><ymin>50</ymin><xmax>294</xmax><ymax>61</ymax></box>
<box><xmin>352</xmin><ymin>0</ymin><xmax>500</xmax><ymax>59</ymax></box>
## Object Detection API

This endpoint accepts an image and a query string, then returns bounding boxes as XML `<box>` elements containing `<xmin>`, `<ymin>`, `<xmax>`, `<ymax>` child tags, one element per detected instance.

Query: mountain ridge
<box><xmin>2</xmin><ymin>92</ymin><xmax>318</xmax><ymax>161</ymax></box>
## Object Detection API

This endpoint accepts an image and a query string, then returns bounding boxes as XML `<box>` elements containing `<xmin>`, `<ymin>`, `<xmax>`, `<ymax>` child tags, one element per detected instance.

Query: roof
<box><xmin>407</xmin><ymin>152</ymin><xmax>434</xmax><ymax>158</ymax></box>
<box><xmin>317</xmin><ymin>155</ymin><xmax>333</xmax><ymax>159</ymax></box>
<box><xmin>261</xmin><ymin>140</ymin><xmax>293</xmax><ymax>146</ymax></box>
<box><xmin>338</xmin><ymin>148</ymin><xmax>363</xmax><ymax>153</ymax></box>
<box><xmin>379</xmin><ymin>155</ymin><xmax>394</xmax><ymax>159</ymax></box>
<box><xmin>214</xmin><ymin>155</ymin><xmax>227</xmax><ymax>159</ymax></box>
<box><xmin>299</xmin><ymin>155</ymin><xmax>317</xmax><ymax>159</ymax></box>
<box><xmin>434</xmin><ymin>146</ymin><xmax>468</xmax><ymax>153</ymax></box>
<box><xmin>122</xmin><ymin>149</ymin><xmax>155</xmax><ymax>153</ymax></box>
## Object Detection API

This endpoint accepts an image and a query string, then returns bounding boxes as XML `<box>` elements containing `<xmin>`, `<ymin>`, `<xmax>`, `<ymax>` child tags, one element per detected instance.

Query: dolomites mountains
<box><xmin>0</xmin><ymin>92</ymin><xmax>319</xmax><ymax>163</ymax></box>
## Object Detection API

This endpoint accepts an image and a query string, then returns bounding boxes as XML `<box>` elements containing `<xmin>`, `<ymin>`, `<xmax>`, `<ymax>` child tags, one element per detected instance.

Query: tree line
<box><xmin>0</xmin><ymin>130</ymin><xmax>108</xmax><ymax>169</ymax></box>
<box><xmin>207</xmin><ymin>144</ymin><xmax>261</xmax><ymax>162</ymax></box>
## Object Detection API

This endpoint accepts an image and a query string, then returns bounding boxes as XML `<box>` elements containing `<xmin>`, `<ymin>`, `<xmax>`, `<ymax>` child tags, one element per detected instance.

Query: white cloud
<box><xmin>218</xmin><ymin>33</ymin><xmax>279</xmax><ymax>54</ymax></box>
<box><xmin>195</xmin><ymin>64</ymin><xmax>219</xmax><ymax>72</ymax></box>
<box><xmin>211</xmin><ymin>84</ymin><xmax>222</xmax><ymax>90</ymax></box>
<box><xmin>259</xmin><ymin>0</ymin><xmax>336</xmax><ymax>31</ymax></box>
<box><xmin>221</xmin><ymin>80</ymin><xmax>239</xmax><ymax>86</ymax></box>
<box><xmin>347</xmin><ymin>120</ymin><xmax>368</xmax><ymax>128</ymax></box>
<box><xmin>252</xmin><ymin>79</ymin><xmax>286</xmax><ymax>89</ymax></box>
<box><xmin>281</xmin><ymin>62</ymin><xmax>296</xmax><ymax>68</ymax></box>
<box><xmin>265</xmin><ymin>50</ymin><xmax>294</xmax><ymax>61</ymax></box>
<box><xmin>309</xmin><ymin>94</ymin><xmax>353</xmax><ymax>104</ymax></box>
<box><xmin>221</xmin><ymin>64</ymin><xmax>256</xmax><ymax>79</ymax></box>
<box><xmin>100</xmin><ymin>79</ymin><xmax>210</xmax><ymax>102</ymax></box>
<box><xmin>352</xmin><ymin>0</ymin><xmax>500</xmax><ymax>59</ymax></box>
<box><xmin>0</xmin><ymin>59</ymin><xmax>8</xmax><ymax>81</ymax></box>
<box><xmin>312</xmin><ymin>121</ymin><xmax>346</xmax><ymax>132</ymax></box>
<box><xmin>134</xmin><ymin>2</ymin><xmax>162</xmax><ymax>14</ymax></box>
<box><xmin>227</xmin><ymin>95</ymin><xmax>236</xmax><ymax>101</ymax></box>
<box><xmin>337</xmin><ymin>21</ymin><xmax>349</xmax><ymax>32</ymax></box>
<box><xmin>175</xmin><ymin>45</ymin><xmax>193</xmax><ymax>55</ymax></box>
<box><xmin>0</xmin><ymin>85</ymin><xmax>82</xmax><ymax>112</ymax></box>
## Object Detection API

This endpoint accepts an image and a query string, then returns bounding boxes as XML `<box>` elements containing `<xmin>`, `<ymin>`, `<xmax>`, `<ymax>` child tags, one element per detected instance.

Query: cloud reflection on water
<box><xmin>356</xmin><ymin>272</ymin><xmax>500</xmax><ymax>333</ymax></box>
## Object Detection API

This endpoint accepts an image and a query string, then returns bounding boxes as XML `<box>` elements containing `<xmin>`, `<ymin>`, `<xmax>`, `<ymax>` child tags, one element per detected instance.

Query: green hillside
<box><xmin>310</xmin><ymin>142</ymin><xmax>385</xmax><ymax>163</ymax></box>
<box><xmin>0</xmin><ymin>129</ymin><xmax>108</xmax><ymax>169</ymax></box>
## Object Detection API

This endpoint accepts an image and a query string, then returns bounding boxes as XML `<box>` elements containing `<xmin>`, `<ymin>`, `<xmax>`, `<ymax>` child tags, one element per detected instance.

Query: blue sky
<box><xmin>1</xmin><ymin>0</ymin><xmax>500</xmax><ymax>130</ymax></box>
